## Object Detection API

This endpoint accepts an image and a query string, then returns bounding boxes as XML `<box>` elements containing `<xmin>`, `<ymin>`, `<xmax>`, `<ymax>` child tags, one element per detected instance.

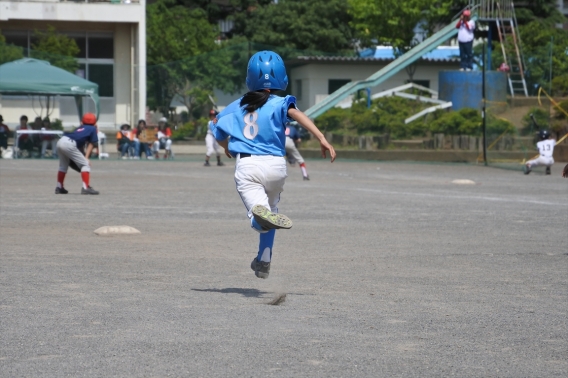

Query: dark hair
<box><xmin>120</xmin><ymin>124</ymin><xmax>130</xmax><ymax>130</ymax></box>
<box><xmin>240</xmin><ymin>90</ymin><xmax>271</xmax><ymax>113</ymax></box>
<box><xmin>138</xmin><ymin>119</ymin><xmax>146</xmax><ymax>127</ymax></box>
<box><xmin>20</xmin><ymin>115</ymin><xmax>28</xmax><ymax>121</ymax></box>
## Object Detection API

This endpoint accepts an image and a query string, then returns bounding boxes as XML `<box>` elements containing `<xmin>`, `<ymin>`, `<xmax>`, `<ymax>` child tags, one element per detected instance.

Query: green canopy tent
<box><xmin>0</xmin><ymin>58</ymin><xmax>99</xmax><ymax>120</ymax></box>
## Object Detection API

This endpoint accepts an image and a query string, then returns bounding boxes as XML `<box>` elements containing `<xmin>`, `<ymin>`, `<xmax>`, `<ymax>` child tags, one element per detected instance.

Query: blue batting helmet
<box><xmin>539</xmin><ymin>130</ymin><xmax>550</xmax><ymax>140</ymax></box>
<box><xmin>246</xmin><ymin>51</ymin><xmax>288</xmax><ymax>91</ymax></box>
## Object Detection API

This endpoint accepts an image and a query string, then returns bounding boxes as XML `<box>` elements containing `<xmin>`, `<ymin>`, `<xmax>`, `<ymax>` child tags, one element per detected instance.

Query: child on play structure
<box><xmin>212</xmin><ymin>50</ymin><xmax>336</xmax><ymax>279</ymax></box>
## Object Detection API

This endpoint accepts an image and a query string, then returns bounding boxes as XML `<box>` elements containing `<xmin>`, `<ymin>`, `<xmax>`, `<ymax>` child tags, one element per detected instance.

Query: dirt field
<box><xmin>1</xmin><ymin>158</ymin><xmax>567</xmax><ymax>377</ymax></box>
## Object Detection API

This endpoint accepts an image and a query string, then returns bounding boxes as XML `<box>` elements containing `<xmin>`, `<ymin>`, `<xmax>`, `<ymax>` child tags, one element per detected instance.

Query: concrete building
<box><xmin>286</xmin><ymin>47</ymin><xmax>460</xmax><ymax>111</ymax></box>
<box><xmin>0</xmin><ymin>0</ymin><xmax>146</xmax><ymax>130</ymax></box>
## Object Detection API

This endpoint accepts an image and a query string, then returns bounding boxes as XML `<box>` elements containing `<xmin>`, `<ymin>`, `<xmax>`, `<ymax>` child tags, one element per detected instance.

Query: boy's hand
<box><xmin>320</xmin><ymin>139</ymin><xmax>336</xmax><ymax>162</ymax></box>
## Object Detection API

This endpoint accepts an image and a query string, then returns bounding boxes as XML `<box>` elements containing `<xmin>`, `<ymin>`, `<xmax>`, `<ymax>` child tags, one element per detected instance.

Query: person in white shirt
<box><xmin>525</xmin><ymin>130</ymin><xmax>555</xmax><ymax>175</ymax></box>
<box><xmin>456</xmin><ymin>10</ymin><xmax>475</xmax><ymax>71</ymax></box>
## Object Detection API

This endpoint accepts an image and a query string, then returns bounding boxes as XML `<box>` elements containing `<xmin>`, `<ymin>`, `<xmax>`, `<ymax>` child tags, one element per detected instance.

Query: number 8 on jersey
<box><xmin>243</xmin><ymin>112</ymin><xmax>259</xmax><ymax>140</ymax></box>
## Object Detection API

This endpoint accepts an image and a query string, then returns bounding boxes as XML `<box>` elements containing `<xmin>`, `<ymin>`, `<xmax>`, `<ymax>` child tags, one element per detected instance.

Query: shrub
<box><xmin>51</xmin><ymin>118</ymin><xmax>63</xmax><ymax>130</ymax></box>
<box><xmin>171</xmin><ymin>121</ymin><xmax>196</xmax><ymax>140</ymax></box>
<box><xmin>316</xmin><ymin>107</ymin><xmax>351</xmax><ymax>133</ymax></box>
<box><xmin>521</xmin><ymin>107</ymin><xmax>550</xmax><ymax>135</ymax></box>
<box><xmin>551</xmin><ymin>75</ymin><xmax>568</xmax><ymax>97</ymax></box>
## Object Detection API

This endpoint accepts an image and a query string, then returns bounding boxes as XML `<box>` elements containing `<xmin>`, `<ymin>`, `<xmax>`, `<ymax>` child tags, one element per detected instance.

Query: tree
<box><xmin>0</xmin><ymin>32</ymin><xmax>24</xmax><ymax>65</ymax></box>
<box><xmin>231</xmin><ymin>0</ymin><xmax>355</xmax><ymax>55</ymax></box>
<box><xmin>31</xmin><ymin>26</ymin><xmax>80</xmax><ymax>72</ymax></box>
<box><xmin>347</xmin><ymin>0</ymin><xmax>454</xmax><ymax>50</ymax></box>
<box><xmin>147</xmin><ymin>0</ymin><xmax>247</xmax><ymax>118</ymax></box>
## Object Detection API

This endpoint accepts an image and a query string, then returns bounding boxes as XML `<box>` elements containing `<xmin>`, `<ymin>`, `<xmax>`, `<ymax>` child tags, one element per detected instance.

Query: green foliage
<box><xmin>31</xmin><ymin>26</ymin><xmax>79</xmax><ymax>72</ymax></box>
<box><xmin>51</xmin><ymin>119</ymin><xmax>63</xmax><ymax>131</ymax></box>
<box><xmin>551</xmin><ymin>100</ymin><xmax>568</xmax><ymax>133</ymax></box>
<box><xmin>551</xmin><ymin>74</ymin><xmax>568</xmax><ymax>97</ymax></box>
<box><xmin>171</xmin><ymin>121</ymin><xmax>196</xmax><ymax>141</ymax></box>
<box><xmin>429</xmin><ymin>108</ymin><xmax>480</xmax><ymax>135</ymax></box>
<box><xmin>348</xmin><ymin>0</ymin><xmax>453</xmax><ymax>49</ymax></box>
<box><xmin>232</xmin><ymin>0</ymin><xmax>354</xmax><ymax>55</ymax></box>
<box><xmin>521</xmin><ymin>107</ymin><xmax>550</xmax><ymax>135</ymax></box>
<box><xmin>518</xmin><ymin>21</ymin><xmax>568</xmax><ymax>93</ymax></box>
<box><xmin>147</xmin><ymin>0</ymin><xmax>228</xmax><ymax>117</ymax></box>
<box><xmin>0</xmin><ymin>32</ymin><xmax>24</xmax><ymax>65</ymax></box>
<box><xmin>317</xmin><ymin>107</ymin><xmax>350</xmax><ymax>133</ymax></box>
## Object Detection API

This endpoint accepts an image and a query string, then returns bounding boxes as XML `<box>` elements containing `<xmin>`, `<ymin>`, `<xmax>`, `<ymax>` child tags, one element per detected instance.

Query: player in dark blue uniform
<box><xmin>55</xmin><ymin>113</ymin><xmax>99</xmax><ymax>195</ymax></box>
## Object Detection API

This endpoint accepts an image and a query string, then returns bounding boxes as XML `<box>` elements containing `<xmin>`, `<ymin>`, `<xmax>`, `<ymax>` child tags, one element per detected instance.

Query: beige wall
<box><xmin>290</xmin><ymin>61</ymin><xmax>457</xmax><ymax>111</ymax></box>
<box><xmin>0</xmin><ymin>20</ymin><xmax>137</xmax><ymax>130</ymax></box>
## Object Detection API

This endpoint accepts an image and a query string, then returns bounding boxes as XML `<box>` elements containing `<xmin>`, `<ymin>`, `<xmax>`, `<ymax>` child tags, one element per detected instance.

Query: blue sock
<box><xmin>251</xmin><ymin>217</ymin><xmax>265</xmax><ymax>232</ymax></box>
<box><xmin>257</xmin><ymin>229</ymin><xmax>275</xmax><ymax>262</ymax></box>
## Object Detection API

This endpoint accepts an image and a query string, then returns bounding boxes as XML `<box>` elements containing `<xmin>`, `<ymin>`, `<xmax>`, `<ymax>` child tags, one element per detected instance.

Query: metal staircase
<box><xmin>476</xmin><ymin>0</ymin><xmax>528</xmax><ymax>97</ymax></box>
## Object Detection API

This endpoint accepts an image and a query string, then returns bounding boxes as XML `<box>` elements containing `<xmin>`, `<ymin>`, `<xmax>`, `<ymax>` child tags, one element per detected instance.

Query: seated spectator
<box><xmin>31</xmin><ymin>116</ymin><xmax>43</xmax><ymax>154</ymax></box>
<box><xmin>135</xmin><ymin>119</ymin><xmax>154</xmax><ymax>159</ymax></box>
<box><xmin>0</xmin><ymin>115</ymin><xmax>11</xmax><ymax>153</ymax></box>
<box><xmin>152</xmin><ymin>117</ymin><xmax>173</xmax><ymax>159</ymax></box>
<box><xmin>116</xmin><ymin>124</ymin><xmax>138</xmax><ymax>159</ymax></box>
<box><xmin>16</xmin><ymin>115</ymin><xmax>34</xmax><ymax>157</ymax></box>
<box><xmin>40</xmin><ymin>117</ymin><xmax>58</xmax><ymax>158</ymax></box>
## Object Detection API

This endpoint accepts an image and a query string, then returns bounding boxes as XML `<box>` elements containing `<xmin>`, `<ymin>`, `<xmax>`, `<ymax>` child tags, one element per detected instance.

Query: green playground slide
<box><xmin>304</xmin><ymin>17</ymin><xmax>476</xmax><ymax>120</ymax></box>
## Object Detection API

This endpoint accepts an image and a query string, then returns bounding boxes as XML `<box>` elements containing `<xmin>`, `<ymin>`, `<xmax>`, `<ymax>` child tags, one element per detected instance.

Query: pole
<box><xmin>482</xmin><ymin>43</ymin><xmax>487</xmax><ymax>166</ymax></box>
<box><xmin>549</xmin><ymin>37</ymin><xmax>553</xmax><ymax>127</ymax></box>
<box><xmin>487</xmin><ymin>24</ymin><xmax>492</xmax><ymax>71</ymax></box>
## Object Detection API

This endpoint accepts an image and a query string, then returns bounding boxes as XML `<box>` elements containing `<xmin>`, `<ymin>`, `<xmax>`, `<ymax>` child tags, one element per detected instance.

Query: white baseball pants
<box><xmin>527</xmin><ymin>156</ymin><xmax>554</xmax><ymax>168</ymax></box>
<box><xmin>205</xmin><ymin>134</ymin><xmax>220</xmax><ymax>157</ymax></box>
<box><xmin>57</xmin><ymin>136</ymin><xmax>90</xmax><ymax>173</ymax></box>
<box><xmin>234</xmin><ymin>154</ymin><xmax>287</xmax><ymax>222</ymax></box>
<box><xmin>285</xmin><ymin>137</ymin><xmax>304</xmax><ymax>164</ymax></box>
<box><xmin>153</xmin><ymin>138</ymin><xmax>172</xmax><ymax>152</ymax></box>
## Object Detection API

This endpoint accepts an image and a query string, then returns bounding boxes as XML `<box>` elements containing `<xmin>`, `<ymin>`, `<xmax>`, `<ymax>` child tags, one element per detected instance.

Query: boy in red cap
<box><xmin>55</xmin><ymin>113</ymin><xmax>100</xmax><ymax>195</ymax></box>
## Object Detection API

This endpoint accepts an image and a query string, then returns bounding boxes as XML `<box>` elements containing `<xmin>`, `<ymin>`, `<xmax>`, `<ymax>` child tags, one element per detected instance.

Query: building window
<box><xmin>2</xmin><ymin>30</ymin><xmax>114</xmax><ymax>98</ymax></box>
<box><xmin>295</xmin><ymin>79</ymin><xmax>303</xmax><ymax>101</ymax></box>
<box><xmin>328</xmin><ymin>79</ymin><xmax>351</xmax><ymax>94</ymax></box>
<box><xmin>77</xmin><ymin>33</ymin><xmax>115</xmax><ymax>98</ymax></box>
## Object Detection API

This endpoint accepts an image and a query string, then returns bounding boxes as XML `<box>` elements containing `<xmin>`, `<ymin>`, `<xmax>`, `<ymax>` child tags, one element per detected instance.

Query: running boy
<box><xmin>213</xmin><ymin>50</ymin><xmax>336</xmax><ymax>279</ymax></box>
<box><xmin>55</xmin><ymin>113</ymin><xmax>99</xmax><ymax>195</ymax></box>
<box><xmin>524</xmin><ymin>130</ymin><xmax>555</xmax><ymax>175</ymax></box>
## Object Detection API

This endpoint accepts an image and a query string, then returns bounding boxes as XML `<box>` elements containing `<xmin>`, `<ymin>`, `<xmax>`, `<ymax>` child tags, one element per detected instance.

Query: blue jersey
<box><xmin>213</xmin><ymin>95</ymin><xmax>296</xmax><ymax>157</ymax></box>
<box><xmin>64</xmin><ymin>125</ymin><xmax>98</xmax><ymax>150</ymax></box>
<box><xmin>285</xmin><ymin>125</ymin><xmax>300</xmax><ymax>141</ymax></box>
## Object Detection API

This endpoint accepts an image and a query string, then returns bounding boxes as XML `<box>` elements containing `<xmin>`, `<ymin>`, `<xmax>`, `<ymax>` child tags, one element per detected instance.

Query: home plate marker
<box><xmin>94</xmin><ymin>225</ymin><xmax>141</xmax><ymax>236</ymax></box>
<box><xmin>452</xmin><ymin>179</ymin><xmax>476</xmax><ymax>185</ymax></box>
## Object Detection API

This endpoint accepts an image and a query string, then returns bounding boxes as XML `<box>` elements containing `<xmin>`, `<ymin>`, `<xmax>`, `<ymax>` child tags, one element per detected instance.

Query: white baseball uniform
<box><xmin>205</xmin><ymin>121</ymin><xmax>221</xmax><ymax>157</ymax></box>
<box><xmin>527</xmin><ymin>139</ymin><xmax>555</xmax><ymax>168</ymax></box>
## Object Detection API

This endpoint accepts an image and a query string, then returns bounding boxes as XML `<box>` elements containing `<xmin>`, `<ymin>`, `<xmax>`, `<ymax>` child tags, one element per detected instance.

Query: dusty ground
<box><xmin>0</xmin><ymin>157</ymin><xmax>567</xmax><ymax>377</ymax></box>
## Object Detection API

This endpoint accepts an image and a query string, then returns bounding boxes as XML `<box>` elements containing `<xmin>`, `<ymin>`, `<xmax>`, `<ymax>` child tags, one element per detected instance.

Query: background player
<box><xmin>285</xmin><ymin>122</ymin><xmax>309</xmax><ymax>180</ymax></box>
<box><xmin>213</xmin><ymin>50</ymin><xmax>336</xmax><ymax>279</ymax></box>
<box><xmin>524</xmin><ymin>130</ymin><xmax>555</xmax><ymax>175</ymax></box>
<box><xmin>204</xmin><ymin>109</ymin><xmax>224</xmax><ymax>167</ymax></box>
<box><xmin>55</xmin><ymin>113</ymin><xmax>99</xmax><ymax>195</ymax></box>
<box><xmin>563</xmin><ymin>164</ymin><xmax>568</xmax><ymax>178</ymax></box>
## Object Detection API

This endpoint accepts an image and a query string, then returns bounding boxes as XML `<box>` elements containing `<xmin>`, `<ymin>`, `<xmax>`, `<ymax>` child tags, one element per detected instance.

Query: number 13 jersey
<box><xmin>537</xmin><ymin>139</ymin><xmax>555</xmax><ymax>158</ymax></box>
<box><xmin>213</xmin><ymin>95</ymin><xmax>297</xmax><ymax>157</ymax></box>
